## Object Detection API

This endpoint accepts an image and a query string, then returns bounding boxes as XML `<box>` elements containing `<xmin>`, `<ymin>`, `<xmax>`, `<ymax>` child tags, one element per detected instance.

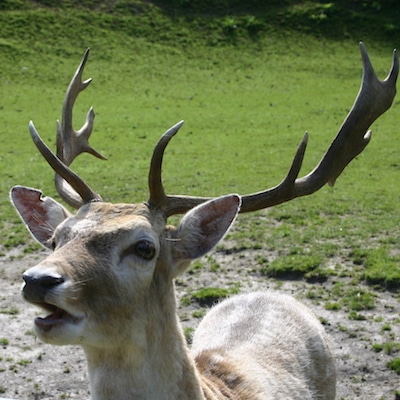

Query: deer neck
<box><xmin>83</xmin><ymin>281</ymin><xmax>205</xmax><ymax>400</ymax></box>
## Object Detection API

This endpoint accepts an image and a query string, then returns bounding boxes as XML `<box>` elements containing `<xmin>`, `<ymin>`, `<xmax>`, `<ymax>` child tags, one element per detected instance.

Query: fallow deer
<box><xmin>10</xmin><ymin>43</ymin><xmax>398</xmax><ymax>400</ymax></box>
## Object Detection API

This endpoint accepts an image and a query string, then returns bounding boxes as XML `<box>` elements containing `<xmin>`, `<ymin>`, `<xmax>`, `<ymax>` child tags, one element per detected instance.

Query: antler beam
<box><xmin>147</xmin><ymin>42</ymin><xmax>398</xmax><ymax>216</ymax></box>
<box><xmin>29</xmin><ymin>121</ymin><xmax>102</xmax><ymax>205</ymax></box>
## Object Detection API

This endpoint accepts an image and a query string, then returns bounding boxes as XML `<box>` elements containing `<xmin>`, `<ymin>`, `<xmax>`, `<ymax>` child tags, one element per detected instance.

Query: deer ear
<box><xmin>10</xmin><ymin>186</ymin><xmax>71</xmax><ymax>249</ymax></box>
<box><xmin>171</xmin><ymin>194</ymin><xmax>241</xmax><ymax>276</ymax></box>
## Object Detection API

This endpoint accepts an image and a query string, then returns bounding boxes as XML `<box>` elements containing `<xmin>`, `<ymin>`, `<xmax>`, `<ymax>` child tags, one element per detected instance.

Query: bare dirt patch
<box><xmin>0</xmin><ymin>246</ymin><xmax>399</xmax><ymax>400</ymax></box>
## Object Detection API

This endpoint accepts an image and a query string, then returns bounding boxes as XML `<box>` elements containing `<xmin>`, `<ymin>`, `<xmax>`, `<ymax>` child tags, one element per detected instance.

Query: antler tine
<box><xmin>55</xmin><ymin>48</ymin><xmax>106</xmax><ymax>208</ymax></box>
<box><xmin>149</xmin><ymin>43</ymin><xmax>398</xmax><ymax>217</ymax></box>
<box><xmin>29</xmin><ymin>121</ymin><xmax>102</xmax><ymax>205</ymax></box>
<box><xmin>147</xmin><ymin>120</ymin><xmax>213</xmax><ymax>216</ymax></box>
<box><xmin>237</xmin><ymin>132</ymin><xmax>309</xmax><ymax>213</ymax></box>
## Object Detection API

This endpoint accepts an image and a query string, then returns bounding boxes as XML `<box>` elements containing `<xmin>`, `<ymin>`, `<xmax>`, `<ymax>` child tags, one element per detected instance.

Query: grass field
<box><xmin>0</xmin><ymin>3</ymin><xmax>400</xmax><ymax>397</ymax></box>
<box><xmin>1</xmin><ymin>4</ymin><xmax>399</xmax><ymax>289</ymax></box>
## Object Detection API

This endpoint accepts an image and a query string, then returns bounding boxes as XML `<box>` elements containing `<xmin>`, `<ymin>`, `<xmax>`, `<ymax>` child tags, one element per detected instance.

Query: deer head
<box><xmin>9</xmin><ymin>44</ymin><xmax>398</xmax><ymax>399</ymax></box>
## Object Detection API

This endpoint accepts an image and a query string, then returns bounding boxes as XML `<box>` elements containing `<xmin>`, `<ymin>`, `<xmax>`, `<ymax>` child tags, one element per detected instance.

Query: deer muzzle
<box><xmin>22</xmin><ymin>266</ymin><xmax>85</xmax><ymax>336</ymax></box>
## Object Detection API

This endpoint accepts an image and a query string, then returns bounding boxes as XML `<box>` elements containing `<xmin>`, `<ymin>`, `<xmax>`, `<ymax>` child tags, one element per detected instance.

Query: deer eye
<box><xmin>121</xmin><ymin>240</ymin><xmax>156</xmax><ymax>261</ymax></box>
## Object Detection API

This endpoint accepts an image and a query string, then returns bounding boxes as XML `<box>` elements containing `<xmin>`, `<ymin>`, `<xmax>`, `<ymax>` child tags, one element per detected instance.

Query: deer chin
<box><xmin>33</xmin><ymin>302</ymin><xmax>86</xmax><ymax>343</ymax></box>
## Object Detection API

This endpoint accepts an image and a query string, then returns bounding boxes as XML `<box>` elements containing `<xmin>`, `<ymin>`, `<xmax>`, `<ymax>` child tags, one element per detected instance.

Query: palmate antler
<box><xmin>29</xmin><ymin>43</ymin><xmax>398</xmax><ymax>217</ymax></box>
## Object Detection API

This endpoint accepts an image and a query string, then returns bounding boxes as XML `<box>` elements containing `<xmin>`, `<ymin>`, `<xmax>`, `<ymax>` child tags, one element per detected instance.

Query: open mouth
<box><xmin>34</xmin><ymin>303</ymin><xmax>83</xmax><ymax>332</ymax></box>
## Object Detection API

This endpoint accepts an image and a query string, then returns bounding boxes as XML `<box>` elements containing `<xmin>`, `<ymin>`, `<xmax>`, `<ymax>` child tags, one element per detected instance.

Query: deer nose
<box><xmin>22</xmin><ymin>272</ymin><xmax>64</xmax><ymax>303</ymax></box>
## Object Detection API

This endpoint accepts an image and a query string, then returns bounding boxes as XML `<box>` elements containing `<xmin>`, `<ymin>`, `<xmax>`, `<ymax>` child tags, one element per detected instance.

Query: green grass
<box><xmin>259</xmin><ymin>253</ymin><xmax>326</xmax><ymax>281</ymax></box>
<box><xmin>308</xmin><ymin>282</ymin><xmax>378</xmax><ymax>312</ymax></box>
<box><xmin>0</xmin><ymin>2</ymin><xmax>400</xmax><ymax>291</ymax></box>
<box><xmin>350</xmin><ymin>247</ymin><xmax>400</xmax><ymax>289</ymax></box>
<box><xmin>387</xmin><ymin>358</ymin><xmax>400</xmax><ymax>375</ymax></box>
<box><xmin>191</xmin><ymin>286</ymin><xmax>240</xmax><ymax>306</ymax></box>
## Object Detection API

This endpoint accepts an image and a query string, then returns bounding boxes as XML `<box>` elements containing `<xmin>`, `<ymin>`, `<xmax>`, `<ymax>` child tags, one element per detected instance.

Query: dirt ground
<box><xmin>0</xmin><ymin>243</ymin><xmax>399</xmax><ymax>400</ymax></box>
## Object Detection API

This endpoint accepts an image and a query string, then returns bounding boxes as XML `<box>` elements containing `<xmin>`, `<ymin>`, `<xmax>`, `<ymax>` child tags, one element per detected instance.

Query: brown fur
<box><xmin>196</xmin><ymin>350</ymin><xmax>259</xmax><ymax>400</ymax></box>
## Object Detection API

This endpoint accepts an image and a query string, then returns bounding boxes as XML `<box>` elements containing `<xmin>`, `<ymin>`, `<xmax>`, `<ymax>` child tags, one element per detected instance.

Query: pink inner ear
<box><xmin>175</xmin><ymin>194</ymin><xmax>241</xmax><ymax>261</ymax></box>
<box><xmin>10</xmin><ymin>186</ymin><xmax>56</xmax><ymax>247</ymax></box>
<box><xmin>11</xmin><ymin>186</ymin><xmax>47</xmax><ymax>224</ymax></box>
<box><xmin>199</xmin><ymin>195</ymin><xmax>241</xmax><ymax>234</ymax></box>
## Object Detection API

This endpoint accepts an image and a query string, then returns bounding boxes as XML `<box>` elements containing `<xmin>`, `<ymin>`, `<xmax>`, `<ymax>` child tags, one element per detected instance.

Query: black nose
<box><xmin>22</xmin><ymin>273</ymin><xmax>64</xmax><ymax>303</ymax></box>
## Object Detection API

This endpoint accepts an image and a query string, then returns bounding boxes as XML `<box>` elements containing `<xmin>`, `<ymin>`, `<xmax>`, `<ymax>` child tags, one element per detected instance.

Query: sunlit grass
<box><xmin>0</xmin><ymin>7</ymin><xmax>399</xmax><ymax>289</ymax></box>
